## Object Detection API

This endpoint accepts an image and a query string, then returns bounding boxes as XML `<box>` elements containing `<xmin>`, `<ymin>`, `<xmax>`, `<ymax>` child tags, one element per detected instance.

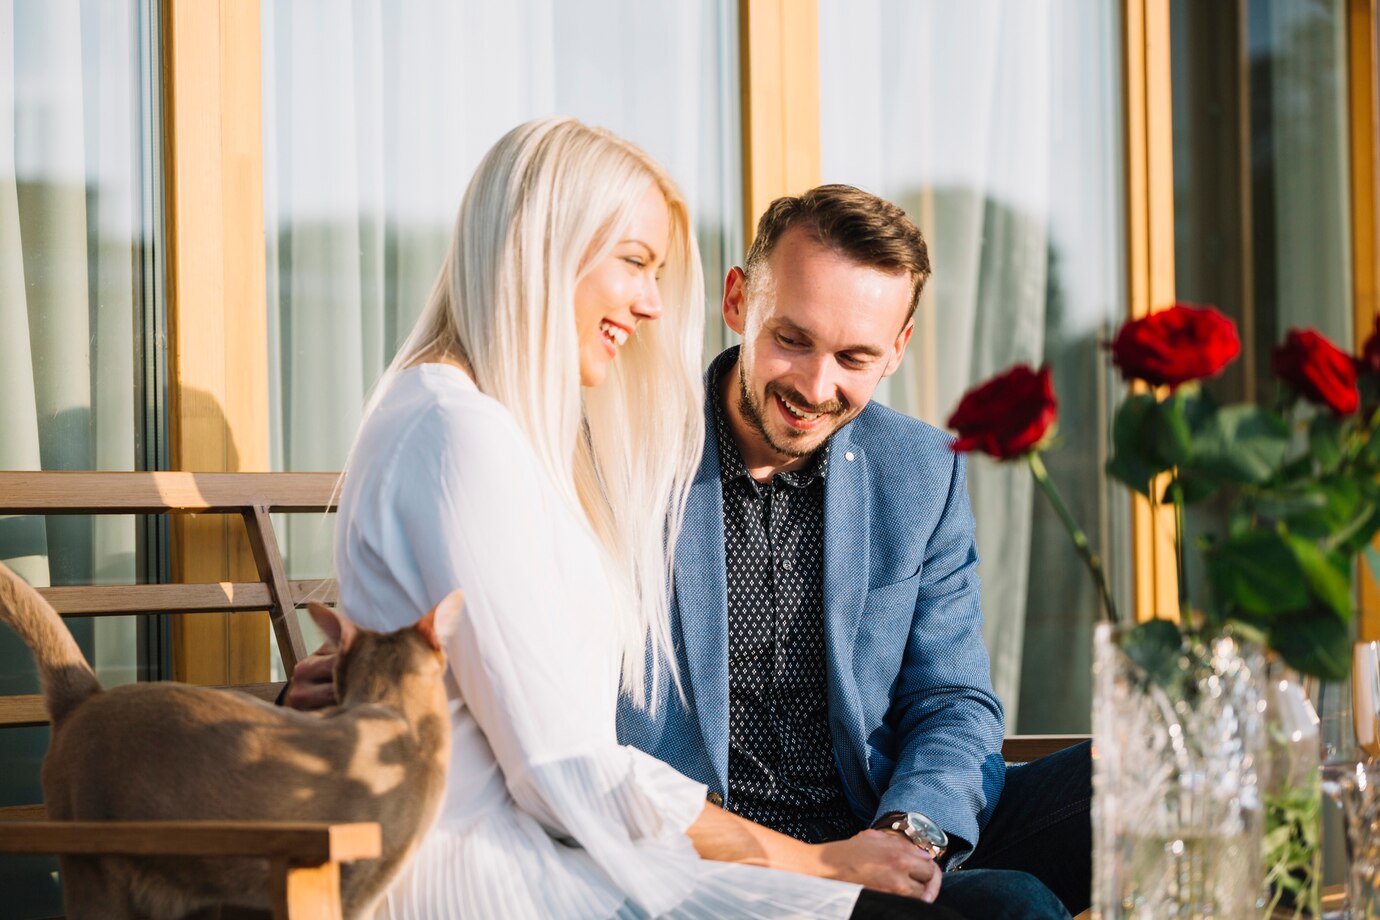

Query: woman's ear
<box><xmin>308</xmin><ymin>602</ymin><xmax>358</xmax><ymax>652</ymax></box>
<box><xmin>416</xmin><ymin>590</ymin><xmax>465</xmax><ymax>652</ymax></box>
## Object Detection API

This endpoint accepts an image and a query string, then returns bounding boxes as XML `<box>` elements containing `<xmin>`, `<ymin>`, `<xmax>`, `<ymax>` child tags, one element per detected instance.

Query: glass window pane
<box><xmin>260</xmin><ymin>1</ymin><xmax>744</xmax><ymax>663</ymax></box>
<box><xmin>819</xmin><ymin>0</ymin><xmax>1130</xmax><ymax>732</ymax></box>
<box><xmin>1172</xmin><ymin>0</ymin><xmax>1353</xmax><ymax>598</ymax></box>
<box><xmin>0</xmin><ymin>0</ymin><xmax>163</xmax><ymax>913</ymax></box>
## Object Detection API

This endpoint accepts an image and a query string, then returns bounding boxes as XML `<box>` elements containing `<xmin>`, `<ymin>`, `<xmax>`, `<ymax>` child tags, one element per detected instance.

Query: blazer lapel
<box><xmin>823</xmin><ymin>427</ymin><xmax>869</xmax><ymax>738</ymax></box>
<box><xmin>674</xmin><ymin>402</ymin><xmax>732</xmax><ymax>789</ymax></box>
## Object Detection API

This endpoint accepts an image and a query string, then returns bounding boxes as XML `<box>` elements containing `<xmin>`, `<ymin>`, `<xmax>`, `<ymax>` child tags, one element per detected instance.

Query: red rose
<box><xmin>1109</xmin><ymin>302</ymin><xmax>1241</xmax><ymax>387</ymax></box>
<box><xmin>948</xmin><ymin>364</ymin><xmax>1058</xmax><ymax>460</ymax></box>
<box><xmin>1360</xmin><ymin>314</ymin><xmax>1380</xmax><ymax>375</ymax></box>
<box><xmin>1271</xmin><ymin>329</ymin><xmax>1359</xmax><ymax>415</ymax></box>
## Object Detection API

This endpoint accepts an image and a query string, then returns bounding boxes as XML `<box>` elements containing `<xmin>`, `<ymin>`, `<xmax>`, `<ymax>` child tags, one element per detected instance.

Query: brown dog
<box><xmin>0</xmin><ymin>561</ymin><xmax>458</xmax><ymax>919</ymax></box>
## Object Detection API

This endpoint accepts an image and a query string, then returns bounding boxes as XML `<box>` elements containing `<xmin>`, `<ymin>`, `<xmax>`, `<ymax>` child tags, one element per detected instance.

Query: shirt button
<box><xmin>707</xmin><ymin>791</ymin><xmax>724</xmax><ymax>806</ymax></box>
<box><xmin>781</xmin><ymin>560</ymin><xmax>793</xmax><ymax>571</ymax></box>
<box><xmin>845</xmin><ymin>451</ymin><xmax>855</xmax><ymax>461</ymax></box>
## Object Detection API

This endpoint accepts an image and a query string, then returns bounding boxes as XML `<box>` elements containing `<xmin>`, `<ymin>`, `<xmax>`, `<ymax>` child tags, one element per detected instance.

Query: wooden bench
<box><xmin>0</xmin><ymin>470</ymin><xmax>370</xmax><ymax>919</ymax></box>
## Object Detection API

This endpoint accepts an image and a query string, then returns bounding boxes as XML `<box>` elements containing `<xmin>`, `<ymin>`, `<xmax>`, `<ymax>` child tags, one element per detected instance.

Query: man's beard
<box><xmin>736</xmin><ymin>360</ymin><xmax>850</xmax><ymax>460</ymax></box>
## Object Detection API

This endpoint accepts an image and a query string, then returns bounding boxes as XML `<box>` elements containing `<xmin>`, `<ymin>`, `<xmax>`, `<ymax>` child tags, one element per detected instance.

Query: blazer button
<box><xmin>707</xmin><ymin>791</ymin><xmax>724</xmax><ymax>806</ymax></box>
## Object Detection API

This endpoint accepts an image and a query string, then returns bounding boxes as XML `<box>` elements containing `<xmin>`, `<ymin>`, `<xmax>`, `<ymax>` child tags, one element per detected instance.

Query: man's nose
<box><xmin>796</xmin><ymin>357</ymin><xmax>838</xmax><ymax>407</ymax></box>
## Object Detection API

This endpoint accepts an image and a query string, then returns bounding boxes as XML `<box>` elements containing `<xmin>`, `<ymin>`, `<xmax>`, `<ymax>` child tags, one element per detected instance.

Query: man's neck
<box><xmin>721</xmin><ymin>360</ymin><xmax>817</xmax><ymax>483</ymax></box>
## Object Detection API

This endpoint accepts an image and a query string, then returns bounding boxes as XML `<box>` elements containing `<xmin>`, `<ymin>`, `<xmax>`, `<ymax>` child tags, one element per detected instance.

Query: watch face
<box><xmin>906</xmin><ymin>812</ymin><xmax>949</xmax><ymax>851</ymax></box>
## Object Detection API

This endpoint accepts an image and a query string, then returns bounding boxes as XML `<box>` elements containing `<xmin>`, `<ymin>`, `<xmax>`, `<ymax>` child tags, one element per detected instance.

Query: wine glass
<box><xmin>1318</xmin><ymin>642</ymin><xmax>1380</xmax><ymax>918</ymax></box>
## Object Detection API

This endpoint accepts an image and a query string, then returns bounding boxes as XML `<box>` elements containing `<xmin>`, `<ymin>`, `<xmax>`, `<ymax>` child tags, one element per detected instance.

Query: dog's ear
<box><xmin>415</xmin><ymin>590</ymin><xmax>464</xmax><ymax>653</ymax></box>
<box><xmin>308</xmin><ymin>602</ymin><xmax>358</xmax><ymax>652</ymax></box>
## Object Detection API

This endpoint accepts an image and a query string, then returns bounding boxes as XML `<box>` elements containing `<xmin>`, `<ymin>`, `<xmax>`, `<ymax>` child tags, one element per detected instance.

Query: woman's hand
<box><xmin>283</xmin><ymin>641</ymin><xmax>339</xmax><ymax>710</ymax></box>
<box><xmin>809</xmin><ymin>829</ymin><xmax>942</xmax><ymax>902</ymax></box>
<box><xmin>686</xmin><ymin>804</ymin><xmax>942</xmax><ymax>902</ymax></box>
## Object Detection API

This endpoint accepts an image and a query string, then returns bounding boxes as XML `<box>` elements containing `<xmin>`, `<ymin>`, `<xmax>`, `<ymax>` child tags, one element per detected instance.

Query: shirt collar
<box><xmin>708</xmin><ymin>348</ymin><xmax>831</xmax><ymax>489</ymax></box>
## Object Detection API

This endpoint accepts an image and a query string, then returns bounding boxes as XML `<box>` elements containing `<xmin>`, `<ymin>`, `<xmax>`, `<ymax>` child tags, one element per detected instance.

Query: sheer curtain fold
<box><xmin>263</xmin><ymin>0</ymin><xmax>742</xmax><ymax>595</ymax></box>
<box><xmin>820</xmin><ymin>0</ymin><xmax>1124</xmax><ymax>728</ymax></box>
<box><xmin>2</xmin><ymin>0</ymin><xmax>141</xmax><ymax>664</ymax></box>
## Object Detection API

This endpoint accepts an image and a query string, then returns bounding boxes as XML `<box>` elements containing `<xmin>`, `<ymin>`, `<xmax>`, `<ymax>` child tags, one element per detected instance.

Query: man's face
<box><xmin>723</xmin><ymin>227</ymin><xmax>915</xmax><ymax>464</ymax></box>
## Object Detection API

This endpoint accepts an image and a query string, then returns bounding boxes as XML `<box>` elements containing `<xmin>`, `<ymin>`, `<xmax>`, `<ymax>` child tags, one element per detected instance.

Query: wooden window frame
<box><xmin>162</xmin><ymin>0</ymin><xmax>272</xmax><ymax>683</ymax></box>
<box><xmin>1349</xmin><ymin>0</ymin><xmax>1380</xmax><ymax>640</ymax></box>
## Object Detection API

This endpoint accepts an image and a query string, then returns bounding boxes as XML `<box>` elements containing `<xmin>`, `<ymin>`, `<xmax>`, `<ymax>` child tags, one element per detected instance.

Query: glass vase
<box><xmin>1262</xmin><ymin>660</ymin><xmax>1322</xmax><ymax>918</ymax></box>
<box><xmin>1092</xmin><ymin>623</ymin><xmax>1266</xmax><ymax>919</ymax></box>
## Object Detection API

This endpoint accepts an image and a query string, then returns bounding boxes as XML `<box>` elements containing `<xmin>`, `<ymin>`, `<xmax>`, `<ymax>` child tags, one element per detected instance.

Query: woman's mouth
<box><xmin>599</xmin><ymin>320</ymin><xmax>630</xmax><ymax>356</ymax></box>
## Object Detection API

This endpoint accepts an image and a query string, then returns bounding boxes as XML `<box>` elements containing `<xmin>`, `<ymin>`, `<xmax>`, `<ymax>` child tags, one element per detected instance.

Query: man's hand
<box><xmin>812</xmin><ymin>829</ymin><xmax>942</xmax><ymax>902</ymax></box>
<box><xmin>283</xmin><ymin>641</ymin><xmax>339</xmax><ymax>711</ymax></box>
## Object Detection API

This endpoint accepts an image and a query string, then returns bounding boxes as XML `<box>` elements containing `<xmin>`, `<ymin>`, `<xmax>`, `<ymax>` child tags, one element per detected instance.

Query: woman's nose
<box><xmin>631</xmin><ymin>278</ymin><xmax>663</xmax><ymax>321</ymax></box>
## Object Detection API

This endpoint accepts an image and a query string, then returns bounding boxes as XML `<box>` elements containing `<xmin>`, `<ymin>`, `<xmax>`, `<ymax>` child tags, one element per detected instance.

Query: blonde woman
<box><xmin>304</xmin><ymin>119</ymin><xmax>961</xmax><ymax>919</ymax></box>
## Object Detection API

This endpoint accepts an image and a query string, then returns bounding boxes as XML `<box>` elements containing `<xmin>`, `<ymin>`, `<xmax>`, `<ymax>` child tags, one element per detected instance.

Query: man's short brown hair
<box><xmin>744</xmin><ymin>184</ymin><xmax>931</xmax><ymax>320</ymax></box>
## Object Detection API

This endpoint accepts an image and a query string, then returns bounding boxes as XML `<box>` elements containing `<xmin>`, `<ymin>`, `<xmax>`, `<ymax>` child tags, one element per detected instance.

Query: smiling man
<box><xmin>618</xmin><ymin>185</ymin><xmax>1091</xmax><ymax>919</ymax></box>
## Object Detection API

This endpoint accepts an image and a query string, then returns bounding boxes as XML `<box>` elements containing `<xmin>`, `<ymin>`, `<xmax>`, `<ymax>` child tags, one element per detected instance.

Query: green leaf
<box><xmin>1186</xmin><ymin>405</ymin><xmax>1290</xmax><ymax>485</ymax></box>
<box><xmin>1283</xmin><ymin>535</ymin><xmax>1353</xmax><ymax>622</ymax></box>
<box><xmin>1269</xmin><ymin>610</ymin><xmax>1352</xmax><ymax>681</ymax></box>
<box><xmin>1107</xmin><ymin>394</ymin><xmax>1168</xmax><ymax>495</ymax></box>
<box><xmin>1206</xmin><ymin>530</ymin><xmax>1309</xmax><ymax>618</ymax></box>
<box><xmin>1153</xmin><ymin>391</ymin><xmax>1195</xmax><ymax>468</ymax></box>
<box><xmin>1118</xmin><ymin>619</ymin><xmax>1184</xmax><ymax>687</ymax></box>
<box><xmin>1276</xmin><ymin>479</ymin><xmax>1364</xmax><ymax>543</ymax></box>
<box><xmin>1164</xmin><ymin>471</ymin><xmax>1223</xmax><ymax>505</ymax></box>
<box><xmin>1310</xmin><ymin>413</ymin><xmax>1345</xmax><ymax>474</ymax></box>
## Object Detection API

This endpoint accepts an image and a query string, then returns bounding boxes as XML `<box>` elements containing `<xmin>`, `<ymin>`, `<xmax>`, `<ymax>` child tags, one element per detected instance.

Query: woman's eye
<box><xmin>623</xmin><ymin>256</ymin><xmax>646</xmax><ymax>269</ymax></box>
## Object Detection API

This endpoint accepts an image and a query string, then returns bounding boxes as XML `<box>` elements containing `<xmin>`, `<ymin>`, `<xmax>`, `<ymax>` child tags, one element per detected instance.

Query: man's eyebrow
<box><xmin>774</xmin><ymin>319</ymin><xmax>886</xmax><ymax>357</ymax></box>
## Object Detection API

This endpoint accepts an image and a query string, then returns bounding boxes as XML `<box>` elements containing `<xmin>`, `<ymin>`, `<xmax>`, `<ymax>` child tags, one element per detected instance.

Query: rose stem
<box><xmin>1027</xmin><ymin>451</ymin><xmax>1120</xmax><ymax>625</ymax></box>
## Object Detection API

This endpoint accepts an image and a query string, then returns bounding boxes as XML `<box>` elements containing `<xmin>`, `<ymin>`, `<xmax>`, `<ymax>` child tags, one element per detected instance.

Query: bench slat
<box><xmin>0</xmin><ymin>820</ymin><xmax>380</xmax><ymax>863</ymax></box>
<box><xmin>37</xmin><ymin>580</ymin><xmax>336</xmax><ymax>616</ymax></box>
<box><xmin>1002</xmin><ymin>734</ymin><xmax>1088</xmax><ymax>762</ymax></box>
<box><xmin>0</xmin><ymin>471</ymin><xmax>338</xmax><ymax>514</ymax></box>
<box><xmin>0</xmin><ymin>683</ymin><xmax>286</xmax><ymax>729</ymax></box>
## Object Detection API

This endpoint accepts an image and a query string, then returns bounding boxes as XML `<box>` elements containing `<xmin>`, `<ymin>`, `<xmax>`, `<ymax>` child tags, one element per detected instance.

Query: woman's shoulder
<box><xmin>375</xmin><ymin>365</ymin><xmax>525</xmax><ymax>448</ymax></box>
<box><xmin>352</xmin><ymin>365</ymin><xmax>538</xmax><ymax>489</ymax></box>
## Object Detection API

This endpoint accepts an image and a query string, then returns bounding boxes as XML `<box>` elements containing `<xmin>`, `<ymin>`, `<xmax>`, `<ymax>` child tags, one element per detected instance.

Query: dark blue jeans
<box><xmin>940</xmin><ymin>739</ymin><xmax>1092</xmax><ymax>918</ymax></box>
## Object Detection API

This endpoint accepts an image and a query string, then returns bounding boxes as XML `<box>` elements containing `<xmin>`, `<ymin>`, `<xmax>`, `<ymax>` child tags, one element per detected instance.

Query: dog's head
<box><xmin>307</xmin><ymin>591</ymin><xmax>463</xmax><ymax>704</ymax></box>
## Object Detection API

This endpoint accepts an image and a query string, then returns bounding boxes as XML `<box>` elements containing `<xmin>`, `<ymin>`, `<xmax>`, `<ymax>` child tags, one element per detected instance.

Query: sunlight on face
<box><xmin>724</xmin><ymin>227</ymin><xmax>914</xmax><ymax>473</ymax></box>
<box><xmin>574</xmin><ymin>183</ymin><xmax>671</xmax><ymax>387</ymax></box>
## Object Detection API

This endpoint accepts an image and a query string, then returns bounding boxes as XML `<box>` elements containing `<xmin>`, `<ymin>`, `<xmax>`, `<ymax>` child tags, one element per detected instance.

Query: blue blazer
<box><xmin>618</xmin><ymin>351</ymin><xmax>1007</xmax><ymax>859</ymax></box>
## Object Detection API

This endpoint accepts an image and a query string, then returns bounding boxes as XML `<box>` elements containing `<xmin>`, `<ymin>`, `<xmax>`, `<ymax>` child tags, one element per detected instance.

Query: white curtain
<box><xmin>819</xmin><ymin>0</ymin><xmax>1127</xmax><ymax>728</ymax></box>
<box><xmin>1264</xmin><ymin>0</ymin><xmax>1352</xmax><ymax>342</ymax></box>
<box><xmin>262</xmin><ymin>0</ymin><xmax>743</xmax><ymax>591</ymax></box>
<box><xmin>0</xmin><ymin>0</ymin><xmax>143</xmax><ymax>684</ymax></box>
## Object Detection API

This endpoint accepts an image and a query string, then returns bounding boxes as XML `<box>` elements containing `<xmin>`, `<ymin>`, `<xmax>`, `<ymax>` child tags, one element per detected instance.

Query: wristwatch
<box><xmin>872</xmin><ymin>811</ymin><xmax>949</xmax><ymax>860</ymax></box>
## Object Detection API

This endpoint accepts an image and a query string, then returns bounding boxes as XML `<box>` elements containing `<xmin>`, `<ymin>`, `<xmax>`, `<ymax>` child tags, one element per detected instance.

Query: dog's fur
<box><xmin>0</xmin><ymin>561</ymin><xmax>459</xmax><ymax>919</ymax></box>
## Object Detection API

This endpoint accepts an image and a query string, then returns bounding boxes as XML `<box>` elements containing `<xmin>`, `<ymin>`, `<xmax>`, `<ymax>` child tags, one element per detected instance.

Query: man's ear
<box><xmin>722</xmin><ymin>267</ymin><xmax>748</xmax><ymax>335</ymax></box>
<box><xmin>882</xmin><ymin>319</ymin><xmax>915</xmax><ymax>378</ymax></box>
<box><xmin>415</xmin><ymin>590</ymin><xmax>464</xmax><ymax>653</ymax></box>
<box><xmin>308</xmin><ymin>602</ymin><xmax>358</xmax><ymax>652</ymax></box>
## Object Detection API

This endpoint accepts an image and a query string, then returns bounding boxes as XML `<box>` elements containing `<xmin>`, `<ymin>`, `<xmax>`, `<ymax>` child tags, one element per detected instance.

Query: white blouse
<box><xmin>335</xmin><ymin>364</ymin><xmax>861</xmax><ymax>919</ymax></box>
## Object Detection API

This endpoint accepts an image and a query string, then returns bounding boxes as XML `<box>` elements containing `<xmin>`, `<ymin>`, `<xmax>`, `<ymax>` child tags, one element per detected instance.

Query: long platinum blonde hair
<box><xmin>360</xmin><ymin>118</ymin><xmax>704</xmax><ymax>706</ymax></box>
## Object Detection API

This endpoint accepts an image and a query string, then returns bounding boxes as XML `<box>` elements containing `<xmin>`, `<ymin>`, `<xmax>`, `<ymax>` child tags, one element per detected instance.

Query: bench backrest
<box><xmin>0</xmin><ymin>471</ymin><xmax>339</xmax><ymax>734</ymax></box>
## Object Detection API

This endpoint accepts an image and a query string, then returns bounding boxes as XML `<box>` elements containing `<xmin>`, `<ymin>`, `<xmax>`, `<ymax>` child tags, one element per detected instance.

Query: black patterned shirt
<box><xmin>710</xmin><ymin>353</ymin><xmax>862</xmax><ymax>843</ymax></box>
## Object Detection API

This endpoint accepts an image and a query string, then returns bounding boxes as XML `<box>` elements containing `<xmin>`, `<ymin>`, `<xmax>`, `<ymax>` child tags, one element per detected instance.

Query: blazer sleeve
<box><xmin>873</xmin><ymin>450</ymin><xmax>1006</xmax><ymax>864</ymax></box>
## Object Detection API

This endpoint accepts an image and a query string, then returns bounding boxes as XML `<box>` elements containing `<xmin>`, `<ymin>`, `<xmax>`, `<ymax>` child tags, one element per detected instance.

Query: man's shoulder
<box><xmin>848</xmin><ymin>402</ymin><xmax>956</xmax><ymax>460</ymax></box>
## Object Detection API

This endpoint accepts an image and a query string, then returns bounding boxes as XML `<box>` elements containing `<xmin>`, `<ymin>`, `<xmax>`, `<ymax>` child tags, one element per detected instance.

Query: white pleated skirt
<box><xmin>374</xmin><ymin>808</ymin><xmax>862</xmax><ymax>920</ymax></box>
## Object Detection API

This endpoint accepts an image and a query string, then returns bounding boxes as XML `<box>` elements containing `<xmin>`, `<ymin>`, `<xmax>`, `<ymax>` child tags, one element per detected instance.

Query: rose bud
<box><xmin>1108</xmin><ymin>302</ymin><xmax>1240</xmax><ymax>388</ymax></box>
<box><xmin>1272</xmin><ymin>328</ymin><xmax>1360</xmax><ymax>415</ymax></box>
<box><xmin>948</xmin><ymin>364</ymin><xmax>1058</xmax><ymax>460</ymax></box>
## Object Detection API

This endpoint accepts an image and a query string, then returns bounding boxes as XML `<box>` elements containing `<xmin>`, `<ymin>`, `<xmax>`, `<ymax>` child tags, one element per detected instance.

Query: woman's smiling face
<box><xmin>574</xmin><ymin>182</ymin><xmax>670</xmax><ymax>387</ymax></box>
